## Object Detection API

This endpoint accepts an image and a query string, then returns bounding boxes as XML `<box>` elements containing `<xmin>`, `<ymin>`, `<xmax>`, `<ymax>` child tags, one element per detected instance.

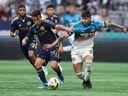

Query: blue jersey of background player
<box><xmin>10</xmin><ymin>5</ymin><xmax>36</xmax><ymax>66</ymax></box>
<box><xmin>43</xmin><ymin>10</ymin><xmax>127</xmax><ymax>89</ymax></box>
<box><xmin>22</xmin><ymin>10</ymin><xmax>73</xmax><ymax>89</ymax></box>
<box><xmin>62</xmin><ymin>5</ymin><xmax>81</xmax><ymax>27</ymax></box>
<box><xmin>62</xmin><ymin>5</ymin><xmax>81</xmax><ymax>52</ymax></box>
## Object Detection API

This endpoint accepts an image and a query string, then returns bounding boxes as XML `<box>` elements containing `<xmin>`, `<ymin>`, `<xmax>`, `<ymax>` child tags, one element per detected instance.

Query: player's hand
<box><xmin>122</xmin><ymin>27</ymin><xmax>127</xmax><ymax>33</ymax></box>
<box><xmin>14</xmin><ymin>30</ymin><xmax>19</xmax><ymax>37</ymax></box>
<box><xmin>43</xmin><ymin>44</ymin><xmax>53</xmax><ymax>50</ymax></box>
<box><xmin>22</xmin><ymin>38</ymin><xmax>27</xmax><ymax>46</ymax></box>
<box><xmin>67</xmin><ymin>27</ymin><xmax>74</xmax><ymax>33</ymax></box>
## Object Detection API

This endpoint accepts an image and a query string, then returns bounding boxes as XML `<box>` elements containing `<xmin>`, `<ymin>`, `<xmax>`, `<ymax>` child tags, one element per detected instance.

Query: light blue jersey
<box><xmin>62</xmin><ymin>13</ymin><xmax>81</xmax><ymax>45</ymax></box>
<box><xmin>62</xmin><ymin>13</ymin><xmax>81</xmax><ymax>26</ymax></box>
<box><xmin>72</xmin><ymin>20</ymin><xmax>106</xmax><ymax>40</ymax></box>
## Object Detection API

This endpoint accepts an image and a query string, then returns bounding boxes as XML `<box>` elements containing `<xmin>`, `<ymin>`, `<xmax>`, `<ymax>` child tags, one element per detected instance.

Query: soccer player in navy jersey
<box><xmin>43</xmin><ymin>10</ymin><xmax>127</xmax><ymax>89</ymax></box>
<box><xmin>22</xmin><ymin>10</ymin><xmax>73</xmax><ymax>89</ymax></box>
<box><xmin>10</xmin><ymin>5</ymin><xmax>37</xmax><ymax>66</ymax></box>
<box><xmin>10</xmin><ymin>5</ymin><xmax>48</xmax><ymax>87</ymax></box>
<box><xmin>42</xmin><ymin>4</ymin><xmax>63</xmax><ymax>75</ymax></box>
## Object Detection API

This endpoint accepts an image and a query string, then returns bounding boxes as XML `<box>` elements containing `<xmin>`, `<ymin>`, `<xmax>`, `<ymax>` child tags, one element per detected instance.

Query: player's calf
<box><xmin>51</xmin><ymin>61</ymin><xmax>65</xmax><ymax>84</ymax></box>
<box><xmin>76</xmin><ymin>72</ymin><xmax>84</xmax><ymax>80</ymax></box>
<box><xmin>28</xmin><ymin>50</ymin><xmax>36</xmax><ymax>65</ymax></box>
<box><xmin>35</xmin><ymin>58</ymin><xmax>48</xmax><ymax>87</ymax></box>
<box><xmin>84</xmin><ymin>61</ymin><xmax>92</xmax><ymax>81</ymax></box>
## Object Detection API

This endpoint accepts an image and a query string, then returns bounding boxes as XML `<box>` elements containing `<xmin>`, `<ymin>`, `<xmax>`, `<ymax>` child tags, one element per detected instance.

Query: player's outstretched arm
<box><xmin>106</xmin><ymin>22</ymin><xmax>127</xmax><ymax>33</ymax></box>
<box><xmin>43</xmin><ymin>32</ymin><xmax>69</xmax><ymax>50</ymax></box>
<box><xmin>55</xmin><ymin>25</ymin><xmax>74</xmax><ymax>33</ymax></box>
<box><xmin>22</xmin><ymin>37</ymin><xmax>29</xmax><ymax>46</ymax></box>
<box><xmin>10</xmin><ymin>30</ymin><xmax>19</xmax><ymax>37</ymax></box>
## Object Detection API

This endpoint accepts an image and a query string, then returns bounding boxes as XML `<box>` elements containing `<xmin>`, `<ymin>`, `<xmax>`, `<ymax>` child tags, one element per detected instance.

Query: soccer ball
<box><xmin>48</xmin><ymin>77</ymin><xmax>60</xmax><ymax>90</ymax></box>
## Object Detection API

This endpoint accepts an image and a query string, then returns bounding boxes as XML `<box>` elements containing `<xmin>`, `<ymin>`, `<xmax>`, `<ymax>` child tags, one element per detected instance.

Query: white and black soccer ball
<box><xmin>48</xmin><ymin>77</ymin><xmax>60</xmax><ymax>90</ymax></box>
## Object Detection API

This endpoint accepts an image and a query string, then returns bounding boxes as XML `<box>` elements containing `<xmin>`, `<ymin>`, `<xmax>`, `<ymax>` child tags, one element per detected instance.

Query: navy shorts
<box><xmin>37</xmin><ymin>46</ymin><xmax>59</xmax><ymax>65</ymax></box>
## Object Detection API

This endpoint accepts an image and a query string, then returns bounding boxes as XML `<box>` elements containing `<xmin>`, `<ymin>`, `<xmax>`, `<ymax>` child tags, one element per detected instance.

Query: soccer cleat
<box><xmin>38</xmin><ymin>83</ymin><xmax>48</xmax><ymax>89</ymax></box>
<box><xmin>82</xmin><ymin>79</ymin><xmax>92</xmax><ymax>89</ymax></box>
<box><xmin>42</xmin><ymin>66</ymin><xmax>48</xmax><ymax>76</ymax></box>
<box><xmin>58</xmin><ymin>75</ymin><xmax>65</xmax><ymax>85</ymax></box>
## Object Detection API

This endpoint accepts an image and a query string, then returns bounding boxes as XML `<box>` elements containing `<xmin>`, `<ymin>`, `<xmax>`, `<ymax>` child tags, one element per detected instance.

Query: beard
<box><xmin>19</xmin><ymin>13</ymin><xmax>26</xmax><ymax>19</ymax></box>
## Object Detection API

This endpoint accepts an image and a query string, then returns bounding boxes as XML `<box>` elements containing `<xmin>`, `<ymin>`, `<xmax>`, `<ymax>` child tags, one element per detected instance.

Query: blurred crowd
<box><xmin>0</xmin><ymin>0</ymin><xmax>128</xmax><ymax>29</ymax></box>
<box><xmin>0</xmin><ymin>0</ymin><xmax>128</xmax><ymax>22</ymax></box>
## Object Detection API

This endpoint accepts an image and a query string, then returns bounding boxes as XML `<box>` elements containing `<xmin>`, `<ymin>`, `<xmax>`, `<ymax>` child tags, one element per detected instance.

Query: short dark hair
<box><xmin>82</xmin><ymin>10</ymin><xmax>91</xmax><ymax>18</ymax></box>
<box><xmin>32</xmin><ymin>10</ymin><xmax>41</xmax><ymax>17</ymax></box>
<box><xmin>47</xmin><ymin>4</ymin><xmax>55</xmax><ymax>9</ymax></box>
<box><xmin>17</xmin><ymin>5</ymin><xmax>25</xmax><ymax>9</ymax></box>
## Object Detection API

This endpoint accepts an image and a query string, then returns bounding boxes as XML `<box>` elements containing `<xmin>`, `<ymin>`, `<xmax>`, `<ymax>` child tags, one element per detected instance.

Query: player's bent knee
<box><xmin>35</xmin><ymin>63</ymin><xmax>41</xmax><ymax>69</ymax></box>
<box><xmin>76</xmin><ymin>72</ymin><xmax>84</xmax><ymax>80</ymax></box>
<box><xmin>51</xmin><ymin>61</ymin><xmax>58</xmax><ymax>69</ymax></box>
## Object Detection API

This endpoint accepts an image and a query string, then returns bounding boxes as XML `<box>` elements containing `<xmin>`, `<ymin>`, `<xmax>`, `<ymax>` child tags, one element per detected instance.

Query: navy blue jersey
<box><xmin>27</xmin><ymin>21</ymin><xmax>57</xmax><ymax>47</ymax></box>
<box><xmin>45</xmin><ymin>15</ymin><xmax>61</xmax><ymax>25</ymax></box>
<box><xmin>11</xmin><ymin>15</ymin><xmax>37</xmax><ymax>60</ymax></box>
<box><xmin>11</xmin><ymin>15</ymin><xmax>34</xmax><ymax>41</ymax></box>
<box><xmin>45</xmin><ymin>15</ymin><xmax>61</xmax><ymax>39</ymax></box>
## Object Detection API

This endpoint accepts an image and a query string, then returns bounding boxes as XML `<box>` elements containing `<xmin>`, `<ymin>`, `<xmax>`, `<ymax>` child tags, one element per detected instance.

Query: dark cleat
<box><xmin>82</xmin><ymin>79</ymin><xmax>92</xmax><ymax>89</ymax></box>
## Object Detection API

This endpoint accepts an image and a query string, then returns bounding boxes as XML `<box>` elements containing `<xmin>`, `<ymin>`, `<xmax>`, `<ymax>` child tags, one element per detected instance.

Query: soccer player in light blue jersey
<box><xmin>43</xmin><ymin>10</ymin><xmax>127</xmax><ymax>89</ymax></box>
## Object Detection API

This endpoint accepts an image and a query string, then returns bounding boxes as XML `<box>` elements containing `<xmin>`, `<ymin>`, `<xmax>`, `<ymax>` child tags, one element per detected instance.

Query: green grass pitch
<box><xmin>0</xmin><ymin>60</ymin><xmax>128</xmax><ymax>96</ymax></box>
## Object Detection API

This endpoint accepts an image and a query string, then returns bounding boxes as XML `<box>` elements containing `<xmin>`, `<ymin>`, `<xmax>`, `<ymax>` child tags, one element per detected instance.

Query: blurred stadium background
<box><xmin>0</xmin><ymin>0</ymin><xmax>128</xmax><ymax>61</ymax></box>
<box><xmin>0</xmin><ymin>0</ymin><xmax>128</xmax><ymax>96</ymax></box>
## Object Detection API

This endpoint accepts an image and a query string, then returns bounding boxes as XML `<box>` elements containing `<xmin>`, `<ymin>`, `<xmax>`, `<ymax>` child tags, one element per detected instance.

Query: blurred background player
<box><xmin>100</xmin><ymin>7</ymin><xmax>111</xmax><ymax>23</ymax></box>
<box><xmin>10</xmin><ymin>5</ymin><xmax>40</xmax><ymax>77</ymax></box>
<box><xmin>62</xmin><ymin>5</ymin><xmax>81</xmax><ymax>52</ymax></box>
<box><xmin>10</xmin><ymin>5</ymin><xmax>54</xmax><ymax>86</ymax></box>
<box><xmin>42</xmin><ymin>4</ymin><xmax>63</xmax><ymax>75</ymax></box>
<box><xmin>95</xmin><ymin>7</ymin><xmax>111</xmax><ymax>35</ymax></box>
<box><xmin>99</xmin><ymin>7</ymin><xmax>111</xmax><ymax>32</ymax></box>
<box><xmin>43</xmin><ymin>10</ymin><xmax>127</xmax><ymax>89</ymax></box>
<box><xmin>90</xmin><ymin>7</ymin><xmax>101</xmax><ymax>21</ymax></box>
<box><xmin>22</xmin><ymin>10</ymin><xmax>73</xmax><ymax>89</ymax></box>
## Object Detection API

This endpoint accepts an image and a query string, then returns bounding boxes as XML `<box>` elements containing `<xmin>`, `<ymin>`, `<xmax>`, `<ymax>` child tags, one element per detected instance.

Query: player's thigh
<box><xmin>71</xmin><ymin>49</ymin><xmax>83</xmax><ymax>64</ymax></box>
<box><xmin>81</xmin><ymin>48</ymin><xmax>93</xmax><ymax>62</ymax></box>
<box><xmin>71</xmin><ymin>50</ymin><xmax>83</xmax><ymax>73</ymax></box>
<box><xmin>83</xmin><ymin>55</ymin><xmax>93</xmax><ymax>62</ymax></box>
<box><xmin>28</xmin><ymin>43</ymin><xmax>37</xmax><ymax>57</ymax></box>
<box><xmin>49</xmin><ymin>48</ymin><xmax>60</xmax><ymax>68</ymax></box>
<box><xmin>37</xmin><ymin>50</ymin><xmax>49</xmax><ymax>67</ymax></box>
